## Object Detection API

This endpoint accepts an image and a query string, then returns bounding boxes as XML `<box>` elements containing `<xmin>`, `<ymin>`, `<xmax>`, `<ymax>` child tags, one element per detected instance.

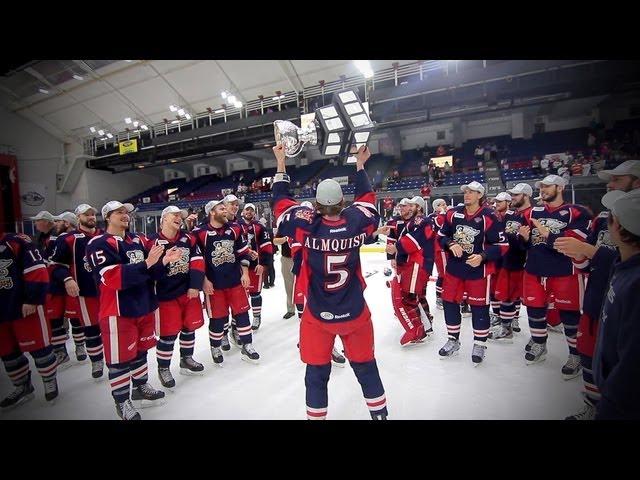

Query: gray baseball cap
<box><xmin>601</xmin><ymin>188</ymin><xmax>640</xmax><ymax>236</ymax></box>
<box><xmin>30</xmin><ymin>211</ymin><xmax>55</xmax><ymax>222</ymax></box>
<box><xmin>597</xmin><ymin>160</ymin><xmax>640</xmax><ymax>182</ymax></box>
<box><xmin>507</xmin><ymin>183</ymin><xmax>534</xmax><ymax>197</ymax></box>
<box><xmin>316</xmin><ymin>179</ymin><xmax>343</xmax><ymax>206</ymax></box>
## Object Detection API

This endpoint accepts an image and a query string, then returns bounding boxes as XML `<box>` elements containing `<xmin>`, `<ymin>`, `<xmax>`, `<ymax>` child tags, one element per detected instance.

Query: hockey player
<box><xmin>192</xmin><ymin>200</ymin><xmax>259</xmax><ymax>366</ymax></box>
<box><xmin>591</xmin><ymin>189</ymin><xmax>640</xmax><ymax>419</ymax></box>
<box><xmin>385</xmin><ymin>198</ymin><xmax>411</xmax><ymax>274</ymax></box>
<box><xmin>238</xmin><ymin>203</ymin><xmax>273</xmax><ymax>331</ymax></box>
<box><xmin>86</xmin><ymin>201</ymin><xmax>180</xmax><ymax>420</ymax></box>
<box><xmin>0</xmin><ymin>231</ymin><xmax>59</xmax><ymax>409</ymax></box>
<box><xmin>49</xmin><ymin>205</ymin><xmax>105</xmax><ymax>379</ymax></box>
<box><xmin>385</xmin><ymin>196</ymin><xmax>436</xmax><ymax>346</ymax></box>
<box><xmin>272</xmin><ymin>143</ymin><xmax>388</xmax><ymax>420</ymax></box>
<box><xmin>489</xmin><ymin>192</ymin><xmax>511</xmax><ymax>326</ymax></box>
<box><xmin>145</xmin><ymin>206</ymin><xmax>206</xmax><ymax>389</ymax></box>
<box><xmin>489</xmin><ymin>184</ymin><xmax>533</xmax><ymax>342</ymax></box>
<box><xmin>437</xmin><ymin>181</ymin><xmax>508</xmax><ymax>364</ymax></box>
<box><xmin>45</xmin><ymin>211</ymin><xmax>79</xmax><ymax>368</ymax></box>
<box><xmin>221</xmin><ymin>194</ymin><xmax>243</xmax><ymax>348</ymax></box>
<box><xmin>30</xmin><ymin>210</ymin><xmax>56</xmax><ymax>253</ymax></box>
<box><xmin>519</xmin><ymin>175</ymin><xmax>591</xmax><ymax>378</ymax></box>
<box><xmin>427</xmin><ymin>198</ymin><xmax>448</xmax><ymax>309</ymax></box>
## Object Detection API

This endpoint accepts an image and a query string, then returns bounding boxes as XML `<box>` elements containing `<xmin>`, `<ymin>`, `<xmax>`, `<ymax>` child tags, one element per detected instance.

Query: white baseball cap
<box><xmin>535</xmin><ymin>174</ymin><xmax>567</xmax><ymax>188</ymax></box>
<box><xmin>54</xmin><ymin>211</ymin><xmax>78</xmax><ymax>226</ymax></box>
<box><xmin>205</xmin><ymin>200</ymin><xmax>223</xmax><ymax>216</ymax></box>
<box><xmin>601</xmin><ymin>188</ymin><xmax>640</xmax><ymax>236</ymax></box>
<box><xmin>74</xmin><ymin>204</ymin><xmax>97</xmax><ymax>216</ymax></box>
<box><xmin>432</xmin><ymin>198</ymin><xmax>446</xmax><ymax>210</ymax></box>
<box><xmin>507</xmin><ymin>183</ymin><xmax>534</xmax><ymax>197</ymax></box>
<box><xmin>316</xmin><ymin>179</ymin><xmax>343</xmax><ymax>206</ymax></box>
<box><xmin>30</xmin><ymin>210</ymin><xmax>55</xmax><ymax>222</ymax></box>
<box><xmin>101</xmin><ymin>201</ymin><xmax>134</xmax><ymax>219</ymax></box>
<box><xmin>399</xmin><ymin>198</ymin><xmax>411</xmax><ymax>206</ymax></box>
<box><xmin>460</xmin><ymin>181</ymin><xmax>485</xmax><ymax>196</ymax></box>
<box><xmin>243</xmin><ymin>203</ymin><xmax>256</xmax><ymax>211</ymax></box>
<box><xmin>301</xmin><ymin>201</ymin><xmax>314</xmax><ymax>209</ymax></box>
<box><xmin>223</xmin><ymin>194</ymin><xmax>239</xmax><ymax>204</ymax></box>
<box><xmin>597</xmin><ymin>160</ymin><xmax>640</xmax><ymax>182</ymax></box>
<box><xmin>495</xmin><ymin>192</ymin><xmax>512</xmax><ymax>202</ymax></box>
<box><xmin>409</xmin><ymin>196</ymin><xmax>426</xmax><ymax>212</ymax></box>
<box><xmin>161</xmin><ymin>205</ymin><xmax>188</xmax><ymax>219</ymax></box>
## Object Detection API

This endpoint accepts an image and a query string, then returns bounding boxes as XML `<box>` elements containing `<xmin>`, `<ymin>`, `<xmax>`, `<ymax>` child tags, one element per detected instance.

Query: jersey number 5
<box><xmin>324</xmin><ymin>253</ymin><xmax>351</xmax><ymax>291</ymax></box>
<box><xmin>90</xmin><ymin>250</ymin><xmax>107</xmax><ymax>267</ymax></box>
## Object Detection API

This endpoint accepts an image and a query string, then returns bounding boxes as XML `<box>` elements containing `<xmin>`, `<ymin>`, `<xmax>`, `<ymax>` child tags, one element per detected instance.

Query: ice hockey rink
<box><xmin>0</xmin><ymin>245</ymin><xmax>584</xmax><ymax>420</ymax></box>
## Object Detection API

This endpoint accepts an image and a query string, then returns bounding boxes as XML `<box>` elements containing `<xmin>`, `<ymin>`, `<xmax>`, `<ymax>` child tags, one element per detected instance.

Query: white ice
<box><xmin>0</xmin><ymin>251</ymin><xmax>584</xmax><ymax>420</ymax></box>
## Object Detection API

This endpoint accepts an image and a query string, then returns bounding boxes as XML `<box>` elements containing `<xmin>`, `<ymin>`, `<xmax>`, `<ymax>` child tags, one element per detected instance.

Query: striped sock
<box><xmin>85</xmin><ymin>325</ymin><xmax>104</xmax><ymax>363</ymax></box>
<box><xmin>129</xmin><ymin>351</ymin><xmax>149</xmax><ymax>388</ymax></box>
<box><xmin>2</xmin><ymin>352</ymin><xmax>31</xmax><ymax>386</ymax></box>
<box><xmin>209</xmin><ymin>317</ymin><xmax>227</xmax><ymax>348</ymax></box>
<box><xmin>156</xmin><ymin>335</ymin><xmax>177</xmax><ymax>369</ymax></box>
<box><xmin>471</xmin><ymin>305</ymin><xmax>490</xmax><ymax>342</ymax></box>
<box><xmin>179</xmin><ymin>330</ymin><xmax>196</xmax><ymax>358</ymax></box>
<box><xmin>31</xmin><ymin>346</ymin><xmax>57</xmax><ymax>381</ymax></box>
<box><xmin>108</xmin><ymin>363</ymin><xmax>131</xmax><ymax>403</ymax></box>
<box><xmin>560</xmin><ymin>310</ymin><xmax>580</xmax><ymax>355</ymax></box>
<box><xmin>528</xmin><ymin>306</ymin><xmax>548</xmax><ymax>344</ymax></box>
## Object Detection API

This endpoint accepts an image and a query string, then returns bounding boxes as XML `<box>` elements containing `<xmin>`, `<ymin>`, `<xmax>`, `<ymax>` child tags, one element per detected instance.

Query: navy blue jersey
<box><xmin>44</xmin><ymin>231</ymin><xmax>68</xmax><ymax>296</ymax></box>
<box><xmin>273</xmin><ymin>169</ymin><xmax>379</xmax><ymax>324</ymax></box>
<box><xmin>49</xmin><ymin>228</ymin><xmax>103</xmax><ymax>298</ymax></box>
<box><xmin>0</xmin><ymin>233</ymin><xmax>49</xmax><ymax>323</ymax></box>
<box><xmin>385</xmin><ymin>215</ymin><xmax>407</xmax><ymax>262</ymax></box>
<box><xmin>395</xmin><ymin>214</ymin><xmax>436</xmax><ymax>273</ymax></box>
<box><xmin>238</xmin><ymin>218</ymin><xmax>274</xmax><ymax>267</ymax></box>
<box><xmin>438</xmin><ymin>206</ymin><xmax>508</xmax><ymax>280</ymax></box>
<box><xmin>593</xmin><ymin>253</ymin><xmax>640</xmax><ymax>419</ymax></box>
<box><xmin>588</xmin><ymin>211</ymin><xmax>616</xmax><ymax>250</ymax></box>
<box><xmin>144</xmin><ymin>230</ymin><xmax>205</xmax><ymax>301</ymax></box>
<box><xmin>86</xmin><ymin>232</ymin><xmax>165</xmax><ymax>318</ymax></box>
<box><xmin>501</xmin><ymin>207</ymin><xmax>531</xmax><ymax>271</ymax></box>
<box><xmin>523</xmin><ymin>203</ymin><xmax>592</xmax><ymax>277</ymax></box>
<box><xmin>192</xmin><ymin>222</ymin><xmax>250</xmax><ymax>290</ymax></box>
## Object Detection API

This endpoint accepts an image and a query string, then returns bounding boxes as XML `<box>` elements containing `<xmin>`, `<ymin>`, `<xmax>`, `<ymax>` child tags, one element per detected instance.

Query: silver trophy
<box><xmin>273</xmin><ymin>120</ymin><xmax>319</xmax><ymax>158</ymax></box>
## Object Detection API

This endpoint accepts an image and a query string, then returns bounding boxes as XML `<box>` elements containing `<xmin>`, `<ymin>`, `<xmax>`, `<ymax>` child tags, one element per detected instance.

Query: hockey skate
<box><xmin>0</xmin><ymin>374</ymin><xmax>35</xmax><ymax>411</ymax></box>
<box><xmin>251</xmin><ymin>315</ymin><xmax>261</xmax><ymax>331</ymax></box>
<box><xmin>436</xmin><ymin>296</ymin><xmax>443</xmax><ymax>310</ymax></box>
<box><xmin>283</xmin><ymin>312</ymin><xmax>295</xmax><ymax>319</ymax></box>
<box><xmin>75</xmin><ymin>343</ymin><xmax>88</xmax><ymax>362</ymax></box>
<box><xmin>561</xmin><ymin>354</ymin><xmax>582</xmax><ymax>380</ymax></box>
<box><xmin>211</xmin><ymin>347</ymin><xmax>224</xmax><ymax>367</ymax></box>
<box><xmin>512</xmin><ymin>317</ymin><xmax>521</xmax><ymax>333</ymax></box>
<box><xmin>371</xmin><ymin>412</ymin><xmax>387</xmax><ymax>420</ymax></box>
<box><xmin>331</xmin><ymin>347</ymin><xmax>346</xmax><ymax>367</ymax></box>
<box><xmin>180</xmin><ymin>356</ymin><xmax>205</xmax><ymax>376</ymax></box>
<box><xmin>489</xmin><ymin>313</ymin><xmax>501</xmax><ymax>327</ymax></box>
<box><xmin>131</xmin><ymin>383</ymin><xmax>166</xmax><ymax>408</ymax></box>
<box><xmin>524</xmin><ymin>337</ymin><xmax>534</xmax><ymax>352</ymax></box>
<box><xmin>158</xmin><ymin>367</ymin><xmax>176</xmax><ymax>389</ymax></box>
<box><xmin>565</xmin><ymin>400</ymin><xmax>595</xmax><ymax>420</ymax></box>
<box><xmin>438</xmin><ymin>337</ymin><xmax>461</xmax><ymax>358</ymax></box>
<box><xmin>229</xmin><ymin>326</ymin><xmax>241</xmax><ymax>348</ymax></box>
<box><xmin>525</xmin><ymin>342</ymin><xmax>547</xmax><ymax>364</ymax></box>
<box><xmin>471</xmin><ymin>343</ymin><xmax>487</xmax><ymax>365</ymax></box>
<box><xmin>488</xmin><ymin>325</ymin><xmax>514</xmax><ymax>343</ymax></box>
<box><xmin>91</xmin><ymin>360</ymin><xmax>104</xmax><ymax>380</ymax></box>
<box><xmin>116</xmin><ymin>399</ymin><xmax>141</xmax><ymax>420</ymax></box>
<box><xmin>241</xmin><ymin>343</ymin><xmax>260</xmax><ymax>364</ymax></box>
<box><xmin>55</xmin><ymin>349</ymin><xmax>72</xmax><ymax>371</ymax></box>
<box><xmin>220</xmin><ymin>333</ymin><xmax>231</xmax><ymax>352</ymax></box>
<box><xmin>43</xmin><ymin>377</ymin><xmax>59</xmax><ymax>403</ymax></box>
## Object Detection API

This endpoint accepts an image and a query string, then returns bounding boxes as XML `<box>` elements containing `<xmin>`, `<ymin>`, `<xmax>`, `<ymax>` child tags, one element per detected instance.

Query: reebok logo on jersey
<box><xmin>329</xmin><ymin>228</ymin><xmax>347</xmax><ymax>233</ymax></box>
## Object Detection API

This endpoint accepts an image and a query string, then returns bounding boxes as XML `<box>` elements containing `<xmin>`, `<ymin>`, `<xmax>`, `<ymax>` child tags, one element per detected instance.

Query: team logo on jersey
<box><xmin>559</xmin><ymin>210</ymin><xmax>569</xmax><ymax>216</ymax></box>
<box><xmin>167</xmin><ymin>247</ymin><xmax>190</xmax><ymax>276</ymax></box>
<box><xmin>248</xmin><ymin>233</ymin><xmax>255</xmax><ymax>244</ymax></box>
<box><xmin>596</xmin><ymin>230</ymin><xmax>616</xmax><ymax>250</ymax></box>
<box><xmin>126</xmin><ymin>250</ymin><xmax>145</xmax><ymax>264</ymax></box>
<box><xmin>474</xmin><ymin>217</ymin><xmax>482</xmax><ymax>223</ymax></box>
<box><xmin>16</xmin><ymin>234</ymin><xmax>32</xmax><ymax>243</ymax></box>
<box><xmin>211</xmin><ymin>240</ymin><xmax>235</xmax><ymax>267</ymax></box>
<box><xmin>607</xmin><ymin>283</ymin><xmax>616</xmax><ymax>304</ymax></box>
<box><xmin>320</xmin><ymin>312</ymin><xmax>335</xmax><ymax>320</ymax></box>
<box><xmin>295</xmin><ymin>209</ymin><xmax>314</xmax><ymax>223</ymax></box>
<box><xmin>453</xmin><ymin>225</ymin><xmax>481</xmax><ymax>254</ymax></box>
<box><xmin>531</xmin><ymin>218</ymin><xmax>567</xmax><ymax>245</ymax></box>
<box><xmin>0</xmin><ymin>259</ymin><xmax>13</xmax><ymax>289</ymax></box>
<box><xmin>83</xmin><ymin>255</ymin><xmax>92</xmax><ymax>272</ymax></box>
<box><xmin>505</xmin><ymin>220</ymin><xmax>522</xmax><ymax>234</ymax></box>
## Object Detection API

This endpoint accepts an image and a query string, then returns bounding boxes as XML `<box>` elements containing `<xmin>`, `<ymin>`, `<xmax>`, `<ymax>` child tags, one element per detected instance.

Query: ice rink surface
<box><xmin>0</xmin><ymin>252</ymin><xmax>584</xmax><ymax>420</ymax></box>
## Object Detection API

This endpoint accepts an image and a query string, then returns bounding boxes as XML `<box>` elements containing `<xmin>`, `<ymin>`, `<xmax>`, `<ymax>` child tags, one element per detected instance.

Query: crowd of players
<box><xmin>1</xmin><ymin>150</ymin><xmax>638</xmax><ymax>420</ymax></box>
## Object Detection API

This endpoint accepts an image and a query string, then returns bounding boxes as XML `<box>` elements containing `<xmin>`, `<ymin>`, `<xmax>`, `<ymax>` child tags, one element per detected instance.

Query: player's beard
<box><xmin>214</xmin><ymin>211</ymin><xmax>227</xmax><ymax>224</ymax></box>
<box><xmin>543</xmin><ymin>189</ymin><xmax>559</xmax><ymax>203</ymax></box>
<box><xmin>80</xmin><ymin>219</ymin><xmax>96</xmax><ymax>229</ymax></box>
<box><xmin>244</xmin><ymin>212</ymin><xmax>254</xmax><ymax>222</ymax></box>
<box><xmin>511</xmin><ymin>198</ymin><xmax>524</xmax><ymax>209</ymax></box>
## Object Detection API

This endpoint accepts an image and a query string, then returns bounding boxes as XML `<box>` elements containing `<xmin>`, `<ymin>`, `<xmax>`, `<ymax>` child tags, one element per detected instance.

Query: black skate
<box><xmin>92</xmin><ymin>360</ymin><xmax>104</xmax><ymax>380</ymax></box>
<box><xmin>371</xmin><ymin>412</ymin><xmax>387</xmax><ymax>420</ymax></box>
<box><xmin>525</xmin><ymin>337</ymin><xmax>534</xmax><ymax>352</ymax></box>
<box><xmin>561</xmin><ymin>354</ymin><xmax>582</xmax><ymax>380</ymax></box>
<box><xmin>116</xmin><ymin>399</ymin><xmax>141</xmax><ymax>420</ymax></box>
<box><xmin>221</xmin><ymin>333</ymin><xmax>231</xmax><ymax>352</ymax></box>
<box><xmin>75</xmin><ymin>343</ymin><xmax>88</xmax><ymax>362</ymax></box>
<box><xmin>283</xmin><ymin>312</ymin><xmax>295</xmax><ymax>319</ymax></box>
<box><xmin>131</xmin><ymin>383</ymin><xmax>166</xmax><ymax>408</ymax></box>
<box><xmin>439</xmin><ymin>338</ymin><xmax>461</xmax><ymax>358</ymax></box>
<box><xmin>471</xmin><ymin>343</ymin><xmax>487</xmax><ymax>365</ymax></box>
<box><xmin>512</xmin><ymin>317</ymin><xmax>521</xmax><ymax>333</ymax></box>
<box><xmin>488</xmin><ymin>325</ymin><xmax>513</xmax><ymax>343</ymax></box>
<box><xmin>43</xmin><ymin>377</ymin><xmax>59</xmax><ymax>403</ymax></box>
<box><xmin>55</xmin><ymin>349</ymin><xmax>72</xmax><ymax>371</ymax></box>
<box><xmin>331</xmin><ymin>347</ymin><xmax>346</xmax><ymax>368</ymax></box>
<box><xmin>565</xmin><ymin>400</ymin><xmax>595</xmax><ymax>420</ymax></box>
<box><xmin>180</xmin><ymin>356</ymin><xmax>205</xmax><ymax>376</ymax></box>
<box><xmin>489</xmin><ymin>313</ymin><xmax>501</xmax><ymax>327</ymax></box>
<box><xmin>252</xmin><ymin>316</ymin><xmax>261</xmax><ymax>331</ymax></box>
<box><xmin>525</xmin><ymin>342</ymin><xmax>547</xmax><ymax>365</ymax></box>
<box><xmin>0</xmin><ymin>374</ymin><xmax>35</xmax><ymax>410</ymax></box>
<box><xmin>241</xmin><ymin>343</ymin><xmax>260</xmax><ymax>364</ymax></box>
<box><xmin>211</xmin><ymin>347</ymin><xmax>224</xmax><ymax>367</ymax></box>
<box><xmin>158</xmin><ymin>367</ymin><xmax>175</xmax><ymax>388</ymax></box>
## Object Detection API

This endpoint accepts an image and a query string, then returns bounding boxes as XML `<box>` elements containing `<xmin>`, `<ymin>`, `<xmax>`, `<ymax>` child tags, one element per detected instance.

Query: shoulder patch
<box><xmin>453</xmin><ymin>212</ymin><xmax>465</xmax><ymax>218</ymax></box>
<box><xmin>532</xmin><ymin>207</ymin><xmax>545</xmax><ymax>211</ymax></box>
<box><xmin>295</xmin><ymin>209</ymin><xmax>314</xmax><ymax>223</ymax></box>
<box><xmin>16</xmin><ymin>233</ymin><xmax>32</xmax><ymax>242</ymax></box>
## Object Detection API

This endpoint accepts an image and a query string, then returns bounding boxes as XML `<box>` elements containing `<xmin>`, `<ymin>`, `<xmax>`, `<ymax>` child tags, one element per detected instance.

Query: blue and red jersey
<box><xmin>501</xmin><ymin>207</ymin><xmax>531</xmax><ymax>271</ymax></box>
<box><xmin>238</xmin><ymin>218</ymin><xmax>274</xmax><ymax>268</ymax></box>
<box><xmin>395</xmin><ymin>214</ymin><xmax>436</xmax><ymax>273</ymax></box>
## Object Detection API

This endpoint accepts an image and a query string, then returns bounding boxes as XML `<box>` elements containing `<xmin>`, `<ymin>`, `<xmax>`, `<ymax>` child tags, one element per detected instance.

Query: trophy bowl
<box><xmin>273</xmin><ymin>120</ymin><xmax>319</xmax><ymax>158</ymax></box>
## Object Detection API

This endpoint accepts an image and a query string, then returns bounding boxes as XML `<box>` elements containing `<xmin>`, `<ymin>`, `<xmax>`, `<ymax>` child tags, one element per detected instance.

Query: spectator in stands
<box><xmin>531</xmin><ymin>155</ymin><xmax>542</xmax><ymax>175</ymax></box>
<box><xmin>490</xmin><ymin>143</ymin><xmax>498</xmax><ymax>160</ymax></box>
<box><xmin>570</xmin><ymin>160</ymin><xmax>583</xmax><ymax>176</ymax></box>
<box><xmin>383</xmin><ymin>196</ymin><xmax>394</xmax><ymax>222</ymax></box>
<box><xmin>484</xmin><ymin>142</ymin><xmax>492</xmax><ymax>162</ymax></box>
<box><xmin>582</xmin><ymin>160</ymin><xmax>593</xmax><ymax>176</ymax></box>
<box><xmin>392</xmin><ymin>169</ymin><xmax>400</xmax><ymax>182</ymax></box>
<box><xmin>593</xmin><ymin>157</ymin><xmax>605</xmax><ymax>173</ymax></box>
<box><xmin>421</xmin><ymin>183</ymin><xmax>432</xmax><ymax>203</ymax></box>
<box><xmin>557</xmin><ymin>163</ymin><xmax>569</xmax><ymax>178</ymax></box>
<box><xmin>444</xmin><ymin>162</ymin><xmax>452</xmax><ymax>176</ymax></box>
<box><xmin>420</xmin><ymin>162</ymin><xmax>428</xmax><ymax>175</ymax></box>
<box><xmin>600</xmin><ymin>142</ymin><xmax>610</xmax><ymax>160</ymax></box>
<box><xmin>436</xmin><ymin>145</ymin><xmax>446</xmax><ymax>157</ymax></box>
<box><xmin>540</xmin><ymin>156</ymin><xmax>550</xmax><ymax>174</ymax></box>
<box><xmin>475</xmin><ymin>145</ymin><xmax>484</xmax><ymax>161</ymax></box>
<box><xmin>552</xmin><ymin>156</ymin><xmax>563</xmax><ymax>174</ymax></box>
<box><xmin>588</xmin><ymin>132</ymin><xmax>596</xmax><ymax>147</ymax></box>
